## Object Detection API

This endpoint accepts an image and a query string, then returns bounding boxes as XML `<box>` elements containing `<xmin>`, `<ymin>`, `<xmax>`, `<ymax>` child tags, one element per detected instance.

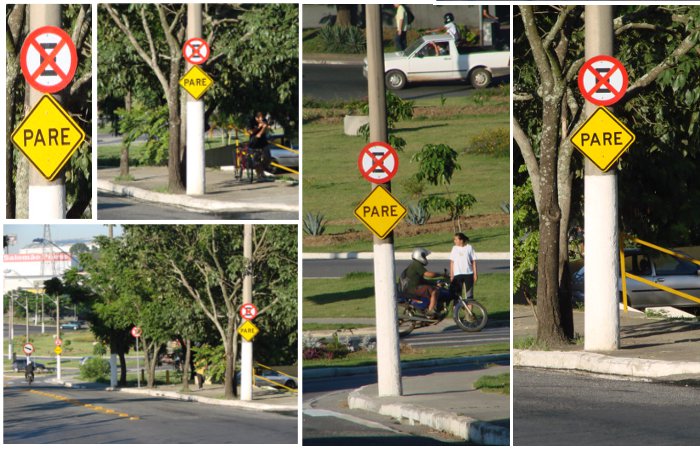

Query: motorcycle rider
<box><xmin>404</xmin><ymin>248</ymin><xmax>444</xmax><ymax>318</ymax></box>
<box><xmin>25</xmin><ymin>358</ymin><xmax>35</xmax><ymax>383</ymax></box>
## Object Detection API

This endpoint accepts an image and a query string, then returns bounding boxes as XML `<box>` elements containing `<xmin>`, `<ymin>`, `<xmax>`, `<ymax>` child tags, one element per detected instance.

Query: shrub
<box><xmin>319</xmin><ymin>25</ymin><xmax>366</xmax><ymax>53</ymax></box>
<box><xmin>303</xmin><ymin>212</ymin><xmax>327</xmax><ymax>236</ymax></box>
<box><xmin>80</xmin><ymin>357</ymin><xmax>111</xmax><ymax>382</ymax></box>
<box><xmin>405</xmin><ymin>203</ymin><xmax>431</xmax><ymax>226</ymax></box>
<box><xmin>401</xmin><ymin>174</ymin><xmax>427</xmax><ymax>199</ymax></box>
<box><xmin>466</xmin><ymin>128</ymin><xmax>509</xmax><ymax>157</ymax></box>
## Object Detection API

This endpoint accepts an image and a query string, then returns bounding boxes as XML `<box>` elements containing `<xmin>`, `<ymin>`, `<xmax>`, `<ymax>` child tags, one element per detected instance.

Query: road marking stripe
<box><xmin>26</xmin><ymin>389</ymin><xmax>137</xmax><ymax>421</ymax></box>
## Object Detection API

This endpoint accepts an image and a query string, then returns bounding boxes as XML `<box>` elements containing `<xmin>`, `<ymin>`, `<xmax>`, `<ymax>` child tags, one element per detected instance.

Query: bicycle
<box><xmin>234</xmin><ymin>144</ymin><xmax>256</xmax><ymax>183</ymax></box>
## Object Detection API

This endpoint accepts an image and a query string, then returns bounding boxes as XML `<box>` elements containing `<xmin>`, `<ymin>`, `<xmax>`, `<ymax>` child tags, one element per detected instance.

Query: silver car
<box><xmin>572</xmin><ymin>248</ymin><xmax>700</xmax><ymax>309</ymax></box>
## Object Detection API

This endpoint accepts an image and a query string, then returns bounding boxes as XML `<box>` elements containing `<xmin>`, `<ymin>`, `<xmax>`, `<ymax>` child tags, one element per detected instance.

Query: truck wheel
<box><xmin>385</xmin><ymin>70</ymin><xmax>407</xmax><ymax>90</ymax></box>
<box><xmin>469</xmin><ymin>68</ymin><xmax>492</xmax><ymax>89</ymax></box>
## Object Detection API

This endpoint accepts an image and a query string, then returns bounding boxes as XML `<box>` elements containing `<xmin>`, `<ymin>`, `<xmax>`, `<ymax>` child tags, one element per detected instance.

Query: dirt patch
<box><xmin>305</xmin><ymin>213</ymin><xmax>507</xmax><ymax>247</ymax></box>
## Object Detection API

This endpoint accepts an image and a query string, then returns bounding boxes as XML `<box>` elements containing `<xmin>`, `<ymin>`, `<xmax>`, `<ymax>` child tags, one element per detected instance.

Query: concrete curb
<box><xmin>513</xmin><ymin>349</ymin><xmax>700</xmax><ymax>379</ymax></box>
<box><xmin>303</xmin><ymin>252</ymin><xmax>510</xmax><ymax>261</ymax></box>
<box><xmin>118</xmin><ymin>387</ymin><xmax>298</xmax><ymax>412</ymax></box>
<box><xmin>303</xmin><ymin>353</ymin><xmax>510</xmax><ymax>380</ymax></box>
<box><xmin>303</xmin><ymin>59</ymin><xmax>363</xmax><ymax>66</ymax></box>
<box><xmin>97</xmin><ymin>179</ymin><xmax>299</xmax><ymax>213</ymax></box>
<box><xmin>348</xmin><ymin>389</ymin><xmax>509</xmax><ymax>445</ymax></box>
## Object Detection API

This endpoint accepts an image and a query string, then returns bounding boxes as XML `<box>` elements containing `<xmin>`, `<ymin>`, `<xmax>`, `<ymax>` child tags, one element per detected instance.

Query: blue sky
<box><xmin>3</xmin><ymin>225</ymin><xmax>123</xmax><ymax>253</ymax></box>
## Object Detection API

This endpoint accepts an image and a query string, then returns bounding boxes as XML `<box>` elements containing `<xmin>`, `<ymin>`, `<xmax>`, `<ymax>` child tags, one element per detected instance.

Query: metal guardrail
<box><xmin>253</xmin><ymin>362</ymin><xmax>298</xmax><ymax>393</ymax></box>
<box><xmin>620</xmin><ymin>236</ymin><xmax>700</xmax><ymax>311</ymax></box>
<box><xmin>229</xmin><ymin>127</ymin><xmax>299</xmax><ymax>175</ymax></box>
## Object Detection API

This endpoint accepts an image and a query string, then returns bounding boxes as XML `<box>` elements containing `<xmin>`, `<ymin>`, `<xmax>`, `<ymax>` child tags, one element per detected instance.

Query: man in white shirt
<box><xmin>449</xmin><ymin>232</ymin><xmax>477</xmax><ymax>299</ymax></box>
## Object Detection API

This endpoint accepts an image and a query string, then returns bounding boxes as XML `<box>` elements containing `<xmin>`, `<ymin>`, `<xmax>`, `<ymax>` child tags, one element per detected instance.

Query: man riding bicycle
<box><xmin>402</xmin><ymin>248</ymin><xmax>445</xmax><ymax>318</ymax></box>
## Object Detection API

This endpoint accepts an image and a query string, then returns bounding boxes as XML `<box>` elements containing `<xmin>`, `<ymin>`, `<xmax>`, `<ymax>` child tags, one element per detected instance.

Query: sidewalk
<box><xmin>49</xmin><ymin>371</ymin><xmax>298</xmax><ymax>413</ymax></box>
<box><xmin>513</xmin><ymin>304</ymin><xmax>700</xmax><ymax>379</ymax></box>
<box><xmin>305</xmin><ymin>351</ymin><xmax>510</xmax><ymax>445</ymax></box>
<box><xmin>97</xmin><ymin>166</ymin><xmax>299</xmax><ymax>218</ymax></box>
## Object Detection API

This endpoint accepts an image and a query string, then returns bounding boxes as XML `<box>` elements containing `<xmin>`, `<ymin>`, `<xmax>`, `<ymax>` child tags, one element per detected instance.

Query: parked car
<box><xmin>60</xmin><ymin>321</ymin><xmax>82</xmax><ymax>330</ymax></box>
<box><xmin>364</xmin><ymin>34</ymin><xmax>510</xmax><ymax>90</ymax></box>
<box><xmin>571</xmin><ymin>248</ymin><xmax>700</xmax><ymax>310</ymax></box>
<box><xmin>266</xmin><ymin>143</ymin><xmax>299</xmax><ymax>173</ymax></box>
<box><xmin>235</xmin><ymin>368</ymin><xmax>297</xmax><ymax>390</ymax></box>
<box><xmin>12</xmin><ymin>360</ymin><xmax>47</xmax><ymax>372</ymax></box>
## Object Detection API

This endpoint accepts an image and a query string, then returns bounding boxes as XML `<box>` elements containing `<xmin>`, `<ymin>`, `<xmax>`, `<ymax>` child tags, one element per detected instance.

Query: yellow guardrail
<box><xmin>230</xmin><ymin>127</ymin><xmax>299</xmax><ymax>175</ymax></box>
<box><xmin>620</xmin><ymin>236</ymin><xmax>700</xmax><ymax>311</ymax></box>
<box><xmin>253</xmin><ymin>362</ymin><xmax>298</xmax><ymax>393</ymax></box>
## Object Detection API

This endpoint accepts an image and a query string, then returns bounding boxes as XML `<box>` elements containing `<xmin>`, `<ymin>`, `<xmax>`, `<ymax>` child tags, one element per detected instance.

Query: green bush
<box><xmin>80</xmin><ymin>358</ymin><xmax>111</xmax><ymax>382</ymax></box>
<box><xmin>319</xmin><ymin>25</ymin><xmax>366</xmax><ymax>53</ymax></box>
<box><xmin>466</xmin><ymin>128</ymin><xmax>509</xmax><ymax>157</ymax></box>
<box><xmin>303</xmin><ymin>212</ymin><xmax>327</xmax><ymax>236</ymax></box>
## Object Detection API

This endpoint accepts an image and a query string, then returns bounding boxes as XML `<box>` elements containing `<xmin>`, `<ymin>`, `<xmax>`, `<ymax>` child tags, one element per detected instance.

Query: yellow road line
<box><xmin>27</xmin><ymin>389</ymin><xmax>138</xmax><ymax>421</ymax></box>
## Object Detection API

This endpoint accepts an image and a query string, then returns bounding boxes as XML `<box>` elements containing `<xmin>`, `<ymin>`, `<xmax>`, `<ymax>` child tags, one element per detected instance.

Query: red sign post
<box><xmin>20</xmin><ymin>26</ymin><xmax>78</xmax><ymax>93</ymax></box>
<box><xmin>182</xmin><ymin>37</ymin><xmax>210</xmax><ymax>65</ymax></box>
<box><xmin>358</xmin><ymin>142</ymin><xmax>399</xmax><ymax>184</ymax></box>
<box><xmin>578</xmin><ymin>55</ymin><xmax>628</xmax><ymax>106</ymax></box>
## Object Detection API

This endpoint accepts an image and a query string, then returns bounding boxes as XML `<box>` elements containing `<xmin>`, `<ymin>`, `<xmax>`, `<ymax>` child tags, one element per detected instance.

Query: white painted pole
<box><xmin>56</xmin><ymin>295</ymin><xmax>61</xmax><ymax>382</ymax></box>
<box><xmin>367</xmin><ymin>5</ymin><xmax>402</xmax><ymax>397</ymax></box>
<box><xmin>9</xmin><ymin>293</ymin><xmax>14</xmax><ymax>360</ymax></box>
<box><xmin>584</xmin><ymin>5</ymin><xmax>620</xmax><ymax>351</ymax></box>
<box><xmin>28</xmin><ymin>4</ymin><xmax>65</xmax><ymax>219</ymax></box>
<box><xmin>241</xmin><ymin>224</ymin><xmax>254</xmax><ymax>401</ymax></box>
<box><xmin>136</xmin><ymin>337</ymin><xmax>140</xmax><ymax>388</ymax></box>
<box><xmin>186</xmin><ymin>3</ymin><xmax>206</xmax><ymax>195</ymax></box>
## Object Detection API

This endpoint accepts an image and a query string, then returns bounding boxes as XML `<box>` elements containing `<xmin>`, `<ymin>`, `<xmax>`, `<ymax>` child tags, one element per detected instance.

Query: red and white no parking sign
<box><xmin>358</xmin><ymin>142</ymin><xmax>399</xmax><ymax>184</ymax></box>
<box><xmin>183</xmin><ymin>37</ymin><xmax>210</xmax><ymax>65</ymax></box>
<box><xmin>578</xmin><ymin>55</ymin><xmax>628</xmax><ymax>106</ymax></box>
<box><xmin>239</xmin><ymin>304</ymin><xmax>258</xmax><ymax>321</ymax></box>
<box><xmin>20</xmin><ymin>26</ymin><xmax>78</xmax><ymax>94</ymax></box>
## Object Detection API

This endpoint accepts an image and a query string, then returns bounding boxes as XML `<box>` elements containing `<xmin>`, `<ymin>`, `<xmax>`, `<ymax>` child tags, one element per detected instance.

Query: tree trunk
<box><xmin>119</xmin><ymin>91</ymin><xmax>132</xmax><ymax>177</ymax></box>
<box><xmin>535</xmin><ymin>95</ymin><xmax>569</xmax><ymax>347</ymax></box>
<box><xmin>181</xmin><ymin>337</ymin><xmax>190</xmax><ymax>392</ymax></box>
<box><xmin>336</xmin><ymin>5</ymin><xmax>354</xmax><ymax>27</ymax></box>
<box><xmin>223</xmin><ymin>337</ymin><xmax>235</xmax><ymax>399</ymax></box>
<box><xmin>6</xmin><ymin>5</ymin><xmax>25</xmax><ymax>219</ymax></box>
<box><xmin>118</xmin><ymin>351</ymin><xmax>127</xmax><ymax>386</ymax></box>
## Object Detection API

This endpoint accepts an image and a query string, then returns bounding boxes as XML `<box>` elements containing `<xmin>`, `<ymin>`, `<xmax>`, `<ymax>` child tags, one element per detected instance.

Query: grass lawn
<box><xmin>4</xmin><ymin>329</ymin><xmax>97</xmax><ymax>359</ymax></box>
<box><xmin>302</xmin><ymin>99</ymin><xmax>509</xmax><ymax>253</ymax></box>
<box><xmin>303</xmin><ymin>272</ymin><xmax>509</xmax><ymax>322</ymax></box>
<box><xmin>303</xmin><ymin>342</ymin><xmax>509</xmax><ymax>368</ymax></box>
<box><xmin>474</xmin><ymin>372</ymin><xmax>510</xmax><ymax>395</ymax></box>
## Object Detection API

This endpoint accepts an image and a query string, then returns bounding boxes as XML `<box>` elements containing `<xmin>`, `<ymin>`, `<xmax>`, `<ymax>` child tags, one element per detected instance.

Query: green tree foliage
<box><xmin>359</xmin><ymin>92</ymin><xmax>414</xmax><ymax>151</ymax></box>
<box><xmin>80</xmin><ymin>357</ymin><xmax>111</xmax><ymax>382</ymax></box>
<box><xmin>412</xmin><ymin>144</ymin><xmax>477</xmax><ymax>231</ymax></box>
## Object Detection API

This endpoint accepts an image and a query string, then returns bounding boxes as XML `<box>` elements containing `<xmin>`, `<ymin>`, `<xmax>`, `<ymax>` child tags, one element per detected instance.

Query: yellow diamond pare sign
<box><xmin>179</xmin><ymin>65</ymin><xmax>214</xmax><ymax>100</ymax></box>
<box><xmin>354</xmin><ymin>185</ymin><xmax>407</xmax><ymax>240</ymax></box>
<box><xmin>11</xmin><ymin>94</ymin><xmax>86</xmax><ymax>181</ymax></box>
<box><xmin>237</xmin><ymin>320</ymin><xmax>260</xmax><ymax>342</ymax></box>
<box><xmin>570</xmin><ymin>106</ymin><xmax>636</xmax><ymax>172</ymax></box>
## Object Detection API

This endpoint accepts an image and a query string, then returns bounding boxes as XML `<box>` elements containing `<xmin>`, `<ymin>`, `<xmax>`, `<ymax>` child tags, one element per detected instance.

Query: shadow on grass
<box><xmin>305</xmin><ymin>287</ymin><xmax>375</xmax><ymax>305</ymax></box>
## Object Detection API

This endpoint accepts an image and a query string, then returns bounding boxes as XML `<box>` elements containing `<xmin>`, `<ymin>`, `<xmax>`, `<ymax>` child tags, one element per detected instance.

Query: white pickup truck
<box><xmin>364</xmin><ymin>34</ymin><xmax>510</xmax><ymax>90</ymax></box>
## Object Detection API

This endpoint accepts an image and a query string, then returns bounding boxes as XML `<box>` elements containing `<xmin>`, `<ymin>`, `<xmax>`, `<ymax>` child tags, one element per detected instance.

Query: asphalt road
<box><xmin>303</xmin><ymin>258</ymin><xmax>510</xmax><ymax>278</ymax></box>
<box><xmin>303</xmin><ymin>63</ymin><xmax>501</xmax><ymax>101</ymax></box>
<box><xmin>97</xmin><ymin>192</ymin><xmax>296</xmax><ymax>220</ymax></box>
<box><xmin>401</xmin><ymin>321</ymin><xmax>509</xmax><ymax>348</ymax></box>
<box><xmin>303</xmin><ymin>364</ymin><xmax>483</xmax><ymax>445</ymax></box>
<box><xmin>4</xmin><ymin>376</ymin><xmax>297</xmax><ymax>444</ymax></box>
<box><xmin>513</xmin><ymin>368</ymin><xmax>700</xmax><ymax>445</ymax></box>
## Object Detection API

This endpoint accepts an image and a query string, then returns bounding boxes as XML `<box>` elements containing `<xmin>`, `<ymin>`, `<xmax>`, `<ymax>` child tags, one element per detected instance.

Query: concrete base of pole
<box><xmin>584</xmin><ymin>173</ymin><xmax>620</xmax><ymax>351</ymax></box>
<box><xmin>241</xmin><ymin>341</ymin><xmax>253</xmax><ymax>401</ymax></box>
<box><xmin>374</xmin><ymin>243</ymin><xmax>402</xmax><ymax>397</ymax></box>
<box><xmin>28</xmin><ymin>185</ymin><xmax>65</xmax><ymax>219</ymax></box>
<box><xmin>186</xmin><ymin>101</ymin><xmax>206</xmax><ymax>195</ymax></box>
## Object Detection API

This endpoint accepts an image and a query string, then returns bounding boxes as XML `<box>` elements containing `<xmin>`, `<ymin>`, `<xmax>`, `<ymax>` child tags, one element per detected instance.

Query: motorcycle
<box><xmin>397</xmin><ymin>277</ymin><xmax>488</xmax><ymax>337</ymax></box>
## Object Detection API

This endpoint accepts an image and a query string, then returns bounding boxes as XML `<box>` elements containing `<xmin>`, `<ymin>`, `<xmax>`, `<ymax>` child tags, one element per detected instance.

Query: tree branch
<box><xmin>513</xmin><ymin>118</ymin><xmax>541</xmax><ymax>213</ymax></box>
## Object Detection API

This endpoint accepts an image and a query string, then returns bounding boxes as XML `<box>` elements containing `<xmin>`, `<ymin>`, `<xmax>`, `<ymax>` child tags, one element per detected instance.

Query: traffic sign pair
<box><xmin>180</xmin><ymin>38</ymin><xmax>214</xmax><ymax>100</ymax></box>
<box><xmin>13</xmin><ymin>25</ymin><xmax>85</xmax><ymax>181</ymax></box>
<box><xmin>573</xmin><ymin>55</ymin><xmax>636</xmax><ymax>172</ymax></box>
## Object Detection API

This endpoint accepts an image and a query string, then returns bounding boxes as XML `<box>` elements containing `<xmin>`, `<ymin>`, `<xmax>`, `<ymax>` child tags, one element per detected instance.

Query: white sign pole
<box><xmin>27</xmin><ymin>4</ymin><xmax>65</xmax><ymax>219</ymax></box>
<box><xmin>584</xmin><ymin>6</ymin><xmax>620</xmax><ymax>351</ymax></box>
<box><xmin>367</xmin><ymin>5</ymin><xmax>402</xmax><ymax>397</ymax></box>
<box><xmin>241</xmin><ymin>225</ymin><xmax>254</xmax><ymax>401</ymax></box>
<box><xmin>136</xmin><ymin>336</ymin><xmax>140</xmax><ymax>388</ymax></box>
<box><xmin>185</xmin><ymin>3</ymin><xmax>206</xmax><ymax>195</ymax></box>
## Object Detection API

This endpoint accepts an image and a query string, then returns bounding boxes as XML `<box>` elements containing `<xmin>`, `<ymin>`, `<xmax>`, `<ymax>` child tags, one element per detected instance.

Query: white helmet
<box><xmin>411</xmin><ymin>247</ymin><xmax>431</xmax><ymax>265</ymax></box>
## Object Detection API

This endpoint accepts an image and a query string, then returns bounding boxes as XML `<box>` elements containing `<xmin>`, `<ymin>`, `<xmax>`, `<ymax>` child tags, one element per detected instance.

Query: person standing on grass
<box><xmin>394</xmin><ymin>4</ymin><xmax>408</xmax><ymax>51</ymax></box>
<box><xmin>450</xmin><ymin>232</ymin><xmax>477</xmax><ymax>300</ymax></box>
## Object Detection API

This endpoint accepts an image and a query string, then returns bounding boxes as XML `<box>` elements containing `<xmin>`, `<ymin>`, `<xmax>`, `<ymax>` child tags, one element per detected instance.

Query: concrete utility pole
<box><xmin>240</xmin><ymin>224</ymin><xmax>254</xmax><ymax>401</ymax></box>
<box><xmin>8</xmin><ymin>292</ymin><xmax>15</xmax><ymax>360</ymax></box>
<box><xmin>366</xmin><ymin>5</ymin><xmax>402</xmax><ymax>397</ymax></box>
<box><xmin>28</xmin><ymin>4</ymin><xmax>65</xmax><ymax>219</ymax></box>
<box><xmin>584</xmin><ymin>5</ymin><xmax>620</xmax><ymax>351</ymax></box>
<box><xmin>56</xmin><ymin>295</ymin><xmax>61</xmax><ymax>381</ymax></box>
<box><xmin>186</xmin><ymin>3</ymin><xmax>206</xmax><ymax>195</ymax></box>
